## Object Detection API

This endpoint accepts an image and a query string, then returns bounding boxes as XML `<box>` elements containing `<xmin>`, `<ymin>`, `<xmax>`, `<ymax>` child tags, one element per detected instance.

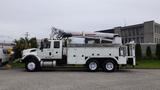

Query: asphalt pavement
<box><xmin>0</xmin><ymin>69</ymin><xmax>160</xmax><ymax>90</ymax></box>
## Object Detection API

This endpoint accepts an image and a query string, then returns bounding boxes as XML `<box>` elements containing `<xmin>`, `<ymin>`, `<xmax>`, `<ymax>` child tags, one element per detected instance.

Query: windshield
<box><xmin>40</xmin><ymin>39</ymin><xmax>51</xmax><ymax>49</ymax></box>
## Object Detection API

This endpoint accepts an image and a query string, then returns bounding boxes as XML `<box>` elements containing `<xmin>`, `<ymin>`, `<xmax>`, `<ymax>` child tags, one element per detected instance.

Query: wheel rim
<box><xmin>89</xmin><ymin>62</ymin><xmax>97</xmax><ymax>70</ymax></box>
<box><xmin>27</xmin><ymin>62</ymin><xmax>36</xmax><ymax>70</ymax></box>
<box><xmin>106</xmin><ymin>62</ymin><xmax>114</xmax><ymax>71</ymax></box>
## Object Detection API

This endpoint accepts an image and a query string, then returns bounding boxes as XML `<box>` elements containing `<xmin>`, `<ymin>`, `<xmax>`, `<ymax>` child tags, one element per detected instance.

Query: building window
<box><xmin>136</xmin><ymin>29</ymin><xmax>139</xmax><ymax>35</ymax></box>
<box><xmin>155</xmin><ymin>27</ymin><xmax>157</xmax><ymax>33</ymax></box>
<box><xmin>158</xmin><ymin>26</ymin><xmax>160</xmax><ymax>34</ymax></box>
<box><xmin>125</xmin><ymin>30</ymin><xmax>127</xmax><ymax>36</ymax></box>
<box><xmin>128</xmin><ymin>30</ymin><xmax>131</xmax><ymax>36</ymax></box>
<box><xmin>121</xmin><ymin>31</ymin><xmax>124</xmax><ymax>37</ymax></box>
<box><xmin>122</xmin><ymin>38</ymin><xmax>125</xmax><ymax>44</ymax></box>
<box><xmin>159</xmin><ymin>26</ymin><xmax>160</xmax><ymax>34</ymax></box>
<box><xmin>133</xmin><ymin>38</ymin><xmax>135</xmax><ymax>42</ymax></box>
<box><xmin>141</xmin><ymin>37</ymin><xmax>144</xmax><ymax>43</ymax></box>
<box><xmin>155</xmin><ymin>38</ymin><xmax>156</xmax><ymax>43</ymax></box>
<box><xmin>139</xmin><ymin>29</ymin><xmax>143</xmax><ymax>35</ymax></box>
<box><xmin>137</xmin><ymin>37</ymin><xmax>139</xmax><ymax>43</ymax></box>
<box><xmin>155</xmin><ymin>25</ymin><xmax>160</xmax><ymax>34</ymax></box>
<box><xmin>125</xmin><ymin>38</ymin><xmax>127</xmax><ymax>43</ymax></box>
<box><xmin>133</xmin><ymin>30</ymin><xmax>135</xmax><ymax>36</ymax></box>
<box><xmin>128</xmin><ymin>38</ymin><xmax>131</xmax><ymax>42</ymax></box>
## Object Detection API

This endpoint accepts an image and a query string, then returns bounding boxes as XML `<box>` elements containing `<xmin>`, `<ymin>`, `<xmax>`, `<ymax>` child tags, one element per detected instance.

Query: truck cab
<box><xmin>37</xmin><ymin>40</ymin><xmax>63</xmax><ymax>60</ymax></box>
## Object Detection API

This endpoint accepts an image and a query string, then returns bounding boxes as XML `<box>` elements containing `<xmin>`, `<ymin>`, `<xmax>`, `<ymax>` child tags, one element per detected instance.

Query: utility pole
<box><xmin>2</xmin><ymin>40</ymin><xmax>5</xmax><ymax>48</ymax></box>
<box><xmin>25</xmin><ymin>32</ymin><xmax>30</xmax><ymax>38</ymax></box>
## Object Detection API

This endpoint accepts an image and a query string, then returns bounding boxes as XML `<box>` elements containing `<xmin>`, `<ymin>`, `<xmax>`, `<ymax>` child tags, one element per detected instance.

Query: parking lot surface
<box><xmin>0</xmin><ymin>69</ymin><xmax>160</xmax><ymax>90</ymax></box>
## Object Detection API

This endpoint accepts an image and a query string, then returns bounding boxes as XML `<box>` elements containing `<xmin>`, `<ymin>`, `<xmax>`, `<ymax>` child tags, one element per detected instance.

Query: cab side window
<box><xmin>54</xmin><ymin>41</ymin><xmax>60</xmax><ymax>48</ymax></box>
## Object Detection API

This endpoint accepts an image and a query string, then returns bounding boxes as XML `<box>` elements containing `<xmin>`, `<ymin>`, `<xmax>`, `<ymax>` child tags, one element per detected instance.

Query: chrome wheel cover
<box><xmin>106</xmin><ymin>62</ymin><xmax>114</xmax><ymax>71</ymax></box>
<box><xmin>89</xmin><ymin>62</ymin><xmax>97</xmax><ymax>70</ymax></box>
<box><xmin>27</xmin><ymin>62</ymin><xmax>36</xmax><ymax>70</ymax></box>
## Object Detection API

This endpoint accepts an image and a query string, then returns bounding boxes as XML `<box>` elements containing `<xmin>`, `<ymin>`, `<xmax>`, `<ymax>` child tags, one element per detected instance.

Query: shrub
<box><xmin>135</xmin><ymin>44</ymin><xmax>142</xmax><ymax>60</ymax></box>
<box><xmin>156</xmin><ymin>44</ymin><xmax>160</xmax><ymax>59</ymax></box>
<box><xmin>146</xmin><ymin>46</ymin><xmax>152</xmax><ymax>59</ymax></box>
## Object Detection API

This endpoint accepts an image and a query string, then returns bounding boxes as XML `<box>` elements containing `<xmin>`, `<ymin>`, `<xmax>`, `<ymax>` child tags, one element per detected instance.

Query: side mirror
<box><xmin>40</xmin><ymin>41</ymin><xmax>44</xmax><ymax>51</ymax></box>
<box><xmin>40</xmin><ymin>45</ymin><xmax>43</xmax><ymax>51</ymax></box>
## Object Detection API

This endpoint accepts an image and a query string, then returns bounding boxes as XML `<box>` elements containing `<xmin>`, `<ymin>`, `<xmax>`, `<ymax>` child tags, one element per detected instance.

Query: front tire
<box><xmin>25</xmin><ymin>59</ymin><xmax>40</xmax><ymax>72</ymax></box>
<box><xmin>86</xmin><ymin>60</ymin><xmax>99</xmax><ymax>72</ymax></box>
<box><xmin>102</xmin><ymin>60</ymin><xmax>117</xmax><ymax>72</ymax></box>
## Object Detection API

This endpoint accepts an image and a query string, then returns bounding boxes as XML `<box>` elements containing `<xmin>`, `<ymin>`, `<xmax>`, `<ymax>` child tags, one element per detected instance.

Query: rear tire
<box><xmin>102</xmin><ymin>60</ymin><xmax>117</xmax><ymax>72</ymax></box>
<box><xmin>86</xmin><ymin>60</ymin><xmax>99</xmax><ymax>72</ymax></box>
<box><xmin>25</xmin><ymin>59</ymin><xmax>40</xmax><ymax>72</ymax></box>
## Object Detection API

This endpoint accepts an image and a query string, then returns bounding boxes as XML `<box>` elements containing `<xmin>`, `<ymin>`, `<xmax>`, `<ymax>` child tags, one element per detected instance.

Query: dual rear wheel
<box><xmin>86</xmin><ymin>59</ymin><xmax>117</xmax><ymax>72</ymax></box>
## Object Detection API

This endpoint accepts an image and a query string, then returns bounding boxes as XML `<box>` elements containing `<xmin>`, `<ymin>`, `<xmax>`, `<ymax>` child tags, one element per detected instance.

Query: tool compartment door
<box><xmin>67</xmin><ymin>47</ymin><xmax>85</xmax><ymax>64</ymax></box>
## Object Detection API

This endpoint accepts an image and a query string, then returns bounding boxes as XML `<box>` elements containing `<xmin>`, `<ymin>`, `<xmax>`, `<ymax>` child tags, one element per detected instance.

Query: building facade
<box><xmin>98</xmin><ymin>21</ymin><xmax>160</xmax><ymax>44</ymax></box>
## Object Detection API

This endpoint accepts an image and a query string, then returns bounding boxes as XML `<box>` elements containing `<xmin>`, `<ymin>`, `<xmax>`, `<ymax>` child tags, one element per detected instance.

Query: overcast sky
<box><xmin>0</xmin><ymin>0</ymin><xmax>160</xmax><ymax>42</ymax></box>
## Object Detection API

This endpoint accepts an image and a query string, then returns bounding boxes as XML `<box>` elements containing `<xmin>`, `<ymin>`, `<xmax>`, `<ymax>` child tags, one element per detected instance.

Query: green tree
<box><xmin>135</xmin><ymin>44</ymin><xmax>142</xmax><ymax>60</ymax></box>
<box><xmin>13</xmin><ymin>37</ymin><xmax>38</xmax><ymax>59</ymax></box>
<box><xmin>146</xmin><ymin>46</ymin><xmax>152</xmax><ymax>59</ymax></box>
<box><xmin>29</xmin><ymin>37</ymin><xmax>38</xmax><ymax>48</ymax></box>
<box><xmin>156</xmin><ymin>44</ymin><xmax>160</xmax><ymax>59</ymax></box>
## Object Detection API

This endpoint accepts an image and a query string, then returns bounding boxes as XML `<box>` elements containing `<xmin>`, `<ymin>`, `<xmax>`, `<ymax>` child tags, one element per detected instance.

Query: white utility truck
<box><xmin>21</xmin><ymin>28</ymin><xmax>135</xmax><ymax>72</ymax></box>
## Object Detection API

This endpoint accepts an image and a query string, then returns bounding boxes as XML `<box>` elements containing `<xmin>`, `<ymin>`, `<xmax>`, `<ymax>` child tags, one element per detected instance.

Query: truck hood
<box><xmin>22</xmin><ymin>48</ymin><xmax>37</xmax><ymax>56</ymax></box>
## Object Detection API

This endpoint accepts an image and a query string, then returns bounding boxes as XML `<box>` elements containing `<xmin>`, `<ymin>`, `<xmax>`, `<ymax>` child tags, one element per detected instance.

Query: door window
<box><xmin>44</xmin><ymin>41</ymin><xmax>51</xmax><ymax>48</ymax></box>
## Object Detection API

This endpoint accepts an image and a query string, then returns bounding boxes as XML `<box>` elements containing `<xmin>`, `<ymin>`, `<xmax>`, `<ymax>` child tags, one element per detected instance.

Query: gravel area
<box><xmin>0</xmin><ymin>69</ymin><xmax>160</xmax><ymax>90</ymax></box>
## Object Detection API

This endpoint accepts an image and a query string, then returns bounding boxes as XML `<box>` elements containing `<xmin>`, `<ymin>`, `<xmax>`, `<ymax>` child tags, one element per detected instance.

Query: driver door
<box><xmin>37</xmin><ymin>41</ymin><xmax>53</xmax><ymax>59</ymax></box>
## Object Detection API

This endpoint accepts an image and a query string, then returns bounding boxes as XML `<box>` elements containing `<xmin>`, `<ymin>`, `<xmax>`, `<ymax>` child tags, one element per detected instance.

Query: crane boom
<box><xmin>50</xmin><ymin>27</ymin><xmax>122</xmax><ymax>44</ymax></box>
